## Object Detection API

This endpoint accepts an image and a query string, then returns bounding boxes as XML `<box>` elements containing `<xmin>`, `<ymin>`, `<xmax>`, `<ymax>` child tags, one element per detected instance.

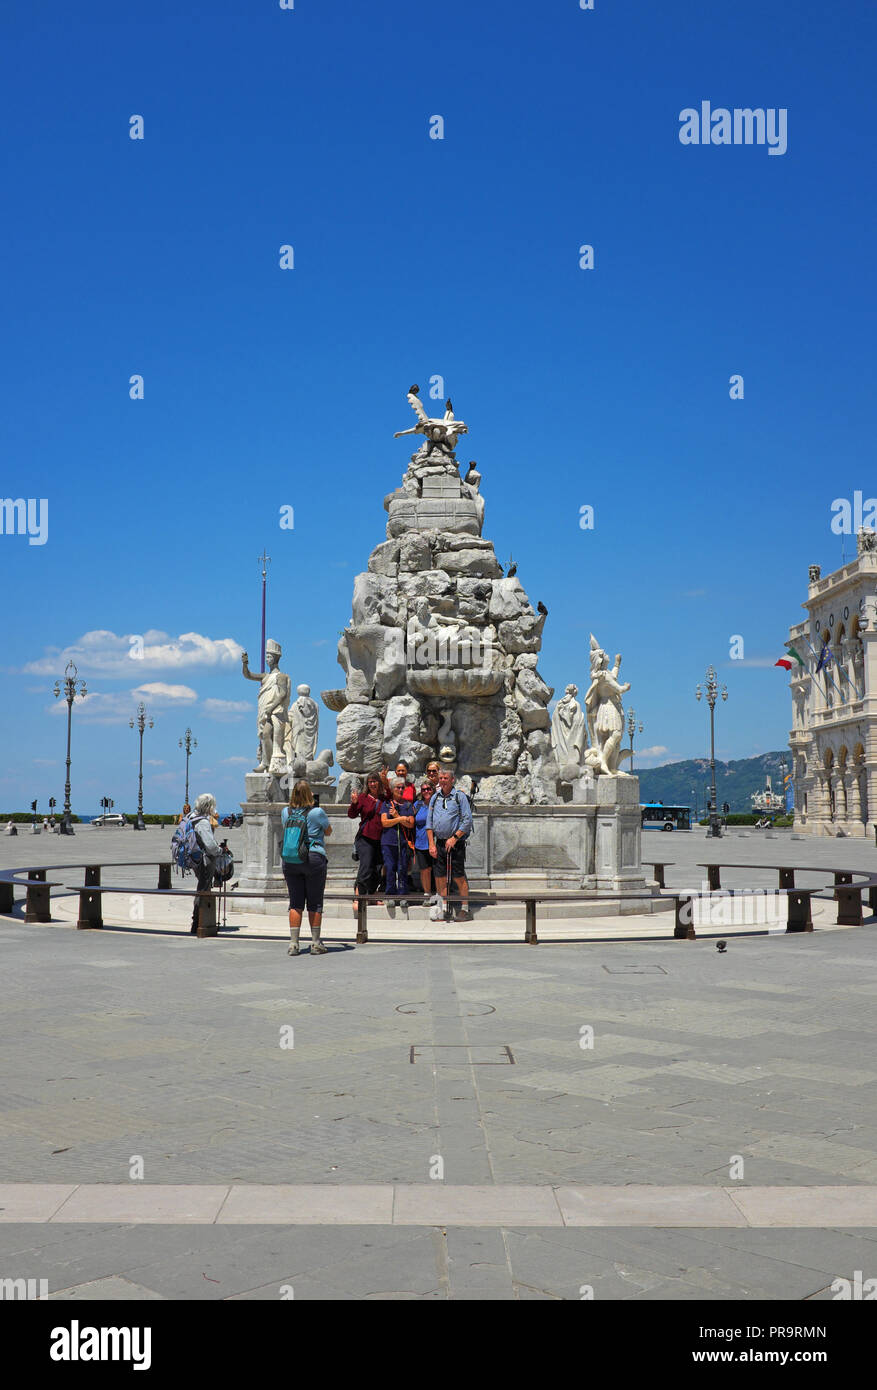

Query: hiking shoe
<box><xmin>429</xmin><ymin>903</ymin><xmax>444</xmax><ymax>922</ymax></box>
<box><xmin>288</xmin><ymin>943</ymin><xmax>300</xmax><ymax>956</ymax></box>
<box><xmin>310</xmin><ymin>939</ymin><xmax>328</xmax><ymax>955</ymax></box>
<box><xmin>455</xmin><ymin>910</ymin><xmax>473</xmax><ymax>923</ymax></box>
<box><xmin>421</xmin><ymin>895</ymin><xmax>432</xmax><ymax>906</ymax></box>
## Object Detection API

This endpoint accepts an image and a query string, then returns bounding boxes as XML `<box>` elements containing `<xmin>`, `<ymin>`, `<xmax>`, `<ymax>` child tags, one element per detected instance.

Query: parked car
<box><xmin>220</xmin><ymin>813</ymin><xmax>243</xmax><ymax>828</ymax></box>
<box><xmin>91</xmin><ymin>813</ymin><xmax>127</xmax><ymax>827</ymax></box>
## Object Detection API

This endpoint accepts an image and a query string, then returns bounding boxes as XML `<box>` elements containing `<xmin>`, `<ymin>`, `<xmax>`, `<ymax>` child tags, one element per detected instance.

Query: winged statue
<box><xmin>393</xmin><ymin>384</ymin><xmax>468</xmax><ymax>452</ymax></box>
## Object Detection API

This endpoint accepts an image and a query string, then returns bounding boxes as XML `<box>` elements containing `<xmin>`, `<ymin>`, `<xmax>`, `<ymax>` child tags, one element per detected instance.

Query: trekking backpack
<box><xmin>281</xmin><ymin>808</ymin><xmax>310</xmax><ymax>864</ymax></box>
<box><xmin>171</xmin><ymin>815</ymin><xmax>204</xmax><ymax>877</ymax></box>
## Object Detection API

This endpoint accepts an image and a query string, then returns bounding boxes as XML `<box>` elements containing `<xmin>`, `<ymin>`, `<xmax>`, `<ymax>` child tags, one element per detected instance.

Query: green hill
<box><xmin>637</xmin><ymin>751</ymin><xmax>790</xmax><ymax>815</ymax></box>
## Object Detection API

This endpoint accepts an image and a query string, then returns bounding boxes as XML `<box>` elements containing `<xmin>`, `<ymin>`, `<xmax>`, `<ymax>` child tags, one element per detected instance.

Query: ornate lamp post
<box><xmin>53</xmin><ymin>660</ymin><xmax>87</xmax><ymax>835</ymax></box>
<box><xmin>129</xmin><ymin>703</ymin><xmax>154</xmax><ymax>831</ymax></box>
<box><xmin>626</xmin><ymin>708</ymin><xmax>643</xmax><ymax>774</ymax></box>
<box><xmin>695</xmin><ymin>666</ymin><xmax>728</xmax><ymax>838</ymax></box>
<box><xmin>178</xmin><ymin>728</ymin><xmax>197</xmax><ymax>807</ymax></box>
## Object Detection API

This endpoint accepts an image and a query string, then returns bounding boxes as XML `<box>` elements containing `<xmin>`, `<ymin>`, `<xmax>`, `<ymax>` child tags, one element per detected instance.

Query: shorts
<box><xmin>434</xmin><ymin>837</ymin><xmax>466</xmax><ymax>877</ymax></box>
<box><xmin>414</xmin><ymin>847</ymin><xmax>433</xmax><ymax>872</ymax></box>
<box><xmin>283</xmin><ymin>853</ymin><xmax>328</xmax><ymax>914</ymax></box>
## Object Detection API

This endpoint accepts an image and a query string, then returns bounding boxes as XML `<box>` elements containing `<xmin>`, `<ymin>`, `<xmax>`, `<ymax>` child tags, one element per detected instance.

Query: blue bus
<box><xmin>641</xmin><ymin>803</ymin><xmax>691</xmax><ymax>831</ymax></box>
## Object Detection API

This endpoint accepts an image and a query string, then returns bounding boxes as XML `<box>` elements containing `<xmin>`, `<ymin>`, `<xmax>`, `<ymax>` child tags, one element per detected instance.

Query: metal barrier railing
<box><xmin>1</xmin><ymin>859</ymin><xmax>875</xmax><ymax>944</ymax></box>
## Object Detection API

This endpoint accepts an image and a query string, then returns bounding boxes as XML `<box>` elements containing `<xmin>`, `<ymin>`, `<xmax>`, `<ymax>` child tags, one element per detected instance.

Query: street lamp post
<box><xmin>626</xmin><ymin>708</ymin><xmax>644</xmax><ymax>774</ymax></box>
<box><xmin>178</xmin><ymin>728</ymin><xmax>197</xmax><ymax>807</ymax></box>
<box><xmin>129</xmin><ymin>703</ymin><xmax>154</xmax><ymax>831</ymax></box>
<box><xmin>53</xmin><ymin>661</ymin><xmax>87</xmax><ymax>835</ymax></box>
<box><xmin>695</xmin><ymin>666</ymin><xmax>728</xmax><ymax>839</ymax></box>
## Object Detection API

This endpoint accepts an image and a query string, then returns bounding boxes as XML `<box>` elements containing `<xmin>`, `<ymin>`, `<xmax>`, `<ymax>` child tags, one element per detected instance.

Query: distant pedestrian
<box><xmin>189</xmin><ymin>793</ymin><xmax>222</xmax><ymax>934</ymax></box>
<box><xmin>281</xmin><ymin>779</ymin><xmax>331</xmax><ymax>956</ymax></box>
<box><xmin>178</xmin><ymin>803</ymin><xmax>191</xmax><ymax>825</ymax></box>
<box><xmin>426</xmin><ymin>770</ymin><xmax>473</xmax><ymax>922</ymax></box>
<box><xmin>348</xmin><ymin>773</ymin><xmax>385</xmax><ymax>914</ymax></box>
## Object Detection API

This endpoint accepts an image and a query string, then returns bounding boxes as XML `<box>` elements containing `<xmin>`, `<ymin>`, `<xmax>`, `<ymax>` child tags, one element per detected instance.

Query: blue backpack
<box><xmin>281</xmin><ymin>809</ymin><xmax>310</xmax><ymax>864</ymax></box>
<box><xmin>171</xmin><ymin>815</ymin><xmax>204</xmax><ymax>876</ymax></box>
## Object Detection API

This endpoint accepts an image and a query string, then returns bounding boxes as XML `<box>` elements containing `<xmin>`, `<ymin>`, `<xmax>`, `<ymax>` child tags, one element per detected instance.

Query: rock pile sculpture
<box><xmin>322</xmin><ymin>387</ymin><xmax>556</xmax><ymax>803</ymax></box>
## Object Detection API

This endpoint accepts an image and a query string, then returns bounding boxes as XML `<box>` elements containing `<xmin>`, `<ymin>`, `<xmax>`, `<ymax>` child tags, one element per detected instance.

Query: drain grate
<box><xmin>602</xmin><ymin>964</ymin><xmax>668</xmax><ymax>975</ymax></box>
<box><xmin>409</xmin><ymin>1045</ymin><xmax>515</xmax><ymax>1064</ymax></box>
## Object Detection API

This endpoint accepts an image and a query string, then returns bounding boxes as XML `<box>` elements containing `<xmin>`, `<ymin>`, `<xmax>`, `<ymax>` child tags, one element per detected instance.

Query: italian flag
<box><xmin>777</xmin><ymin>644</ymin><xmax>806</xmax><ymax>671</ymax></box>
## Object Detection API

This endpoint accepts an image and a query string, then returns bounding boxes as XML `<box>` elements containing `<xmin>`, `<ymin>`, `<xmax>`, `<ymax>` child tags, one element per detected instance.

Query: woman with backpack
<box><xmin>188</xmin><ymin>793</ymin><xmax>222</xmax><ymax>934</ymax></box>
<box><xmin>281</xmin><ymin>780</ymin><xmax>332</xmax><ymax>956</ymax></box>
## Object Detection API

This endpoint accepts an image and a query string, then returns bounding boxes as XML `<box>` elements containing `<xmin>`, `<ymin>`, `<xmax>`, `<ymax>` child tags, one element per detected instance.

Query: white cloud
<box><xmin>24</xmin><ymin>630</ymin><xmax>243</xmax><ymax>677</ymax></box>
<box><xmin>134</xmin><ymin>682</ymin><xmax>197</xmax><ymax>702</ymax></box>
<box><xmin>202</xmin><ymin>698</ymin><xmax>250</xmax><ymax>722</ymax></box>
<box><xmin>145</xmin><ymin>759</ymin><xmax>166</xmax><ymax>767</ymax></box>
<box><xmin>219</xmin><ymin>756</ymin><xmax>251</xmax><ymax>765</ymax></box>
<box><xmin>638</xmin><ymin>745</ymin><xmax>669</xmax><ymax>759</ymax></box>
<box><xmin>33</xmin><ymin>758</ymin><xmax>58</xmax><ymax>766</ymax></box>
<box><xmin>47</xmin><ymin>682</ymin><xmax>197</xmax><ymax>725</ymax></box>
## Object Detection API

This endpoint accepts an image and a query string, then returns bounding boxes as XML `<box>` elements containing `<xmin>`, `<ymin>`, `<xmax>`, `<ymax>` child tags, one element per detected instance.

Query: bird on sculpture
<box><xmin>464</xmin><ymin>461</ymin><xmax>479</xmax><ymax>484</ymax></box>
<box><xmin>394</xmin><ymin>385</ymin><xmax>468</xmax><ymax>450</ymax></box>
<box><xmin>506</xmin><ymin>558</ymin><xmax>517</xmax><ymax>577</ymax></box>
<box><xmin>537</xmin><ymin>601</ymin><xmax>548</xmax><ymax>617</ymax></box>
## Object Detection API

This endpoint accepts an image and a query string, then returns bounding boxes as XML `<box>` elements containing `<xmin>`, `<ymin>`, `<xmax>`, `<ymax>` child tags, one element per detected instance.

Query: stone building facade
<box><xmin>787</xmin><ymin>529</ymin><xmax>877</xmax><ymax>837</ymax></box>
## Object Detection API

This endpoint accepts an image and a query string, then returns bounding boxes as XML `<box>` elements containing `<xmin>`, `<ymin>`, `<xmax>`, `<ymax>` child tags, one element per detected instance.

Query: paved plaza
<box><xmin>2</xmin><ymin>826</ymin><xmax>877</xmax><ymax>1299</ymax></box>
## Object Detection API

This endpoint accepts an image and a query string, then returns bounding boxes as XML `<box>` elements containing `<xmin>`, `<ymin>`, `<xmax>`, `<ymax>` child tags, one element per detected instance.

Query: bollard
<box><xmin>195</xmin><ymin>890</ymin><xmax>218</xmax><ymax>937</ymax></box>
<box><xmin>0</xmin><ymin>880</ymin><xmax>14</xmax><ymax>914</ymax></box>
<box><xmin>77</xmin><ymin>888</ymin><xmax>103</xmax><ymax>930</ymax></box>
<box><xmin>524</xmin><ymin>898</ymin><xmax>538</xmax><ymax>944</ymax></box>
<box><xmin>355</xmin><ymin>896</ymin><xmax>368</xmax><ymax>944</ymax></box>
<box><xmin>786</xmin><ymin>890</ymin><xmax>813</xmax><ymax>932</ymax></box>
<box><xmin>706</xmin><ymin>865</ymin><xmax>721</xmax><ymax>891</ymax></box>
<box><xmin>674</xmin><ymin>895</ymin><xmax>696</xmax><ymax>940</ymax></box>
<box><xmin>778</xmin><ymin>867</ymin><xmax>795</xmax><ymax>890</ymax></box>
<box><xmin>24</xmin><ymin>869</ymin><xmax>51</xmax><ymax>923</ymax></box>
<box><xmin>157</xmin><ymin>862</ymin><xmax>172</xmax><ymax>890</ymax></box>
<box><xmin>834</xmin><ymin>878</ymin><xmax>863</xmax><ymax>927</ymax></box>
<box><xmin>652</xmin><ymin>863</ymin><xmax>666</xmax><ymax>889</ymax></box>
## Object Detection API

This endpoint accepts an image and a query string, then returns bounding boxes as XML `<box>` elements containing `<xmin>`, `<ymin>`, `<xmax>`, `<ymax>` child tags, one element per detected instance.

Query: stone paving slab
<box><xmin>4</xmin><ymin>827</ymin><xmax>877</xmax><ymax>1297</ymax></box>
<box><xmin>1</xmin><ymin>1220</ymin><xmax>874</xmax><ymax>1300</ymax></box>
<box><xmin>6</xmin><ymin>1183</ymin><xmax>877</xmax><ymax>1228</ymax></box>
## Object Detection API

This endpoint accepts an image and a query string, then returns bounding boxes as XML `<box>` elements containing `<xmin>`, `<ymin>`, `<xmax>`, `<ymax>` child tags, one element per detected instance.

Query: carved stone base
<box><xmin>237</xmin><ymin>778</ymin><xmax>650</xmax><ymax>912</ymax></box>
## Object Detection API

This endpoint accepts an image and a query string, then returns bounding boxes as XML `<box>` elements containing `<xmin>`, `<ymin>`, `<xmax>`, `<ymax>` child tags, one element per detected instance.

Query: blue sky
<box><xmin>1</xmin><ymin>0</ymin><xmax>874</xmax><ymax>812</ymax></box>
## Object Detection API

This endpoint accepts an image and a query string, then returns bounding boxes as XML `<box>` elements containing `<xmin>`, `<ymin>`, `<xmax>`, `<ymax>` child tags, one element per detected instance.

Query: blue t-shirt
<box><xmin>413</xmin><ymin>798</ymin><xmax>431</xmax><ymax>851</ymax></box>
<box><xmin>281</xmin><ymin>805</ymin><xmax>330</xmax><ymax>858</ymax></box>
<box><xmin>379</xmin><ymin>798</ymin><xmax>411</xmax><ymax>848</ymax></box>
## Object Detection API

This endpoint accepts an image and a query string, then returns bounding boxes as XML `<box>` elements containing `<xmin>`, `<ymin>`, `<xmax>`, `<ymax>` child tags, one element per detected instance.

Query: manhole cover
<box><xmin>396</xmin><ymin>1002</ymin><xmax>495</xmax><ymax>1016</ymax></box>
<box><xmin>409</xmin><ymin>1045</ymin><xmax>515</xmax><ymax>1064</ymax></box>
<box><xmin>602</xmin><ymin>964</ymin><xmax>668</xmax><ymax>975</ymax></box>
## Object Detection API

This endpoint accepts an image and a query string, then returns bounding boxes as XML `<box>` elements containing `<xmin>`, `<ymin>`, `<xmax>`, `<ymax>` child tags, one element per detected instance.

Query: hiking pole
<box><xmin>445</xmin><ymin>847</ymin><xmax>454</xmax><ymax>923</ymax></box>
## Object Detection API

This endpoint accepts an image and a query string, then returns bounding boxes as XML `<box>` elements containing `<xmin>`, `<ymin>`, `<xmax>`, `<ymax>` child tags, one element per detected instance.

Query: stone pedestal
<box><xmin>238</xmin><ymin>776</ymin><xmax>650</xmax><ymax>912</ymax></box>
<box><xmin>594</xmin><ymin>775</ymin><xmax>646</xmax><ymax>891</ymax></box>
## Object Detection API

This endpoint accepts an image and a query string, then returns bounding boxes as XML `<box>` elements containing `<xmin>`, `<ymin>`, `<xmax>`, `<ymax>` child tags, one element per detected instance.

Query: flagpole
<box><xmin>790</xmin><ymin>635</ymin><xmax>860</xmax><ymax>702</ymax></box>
